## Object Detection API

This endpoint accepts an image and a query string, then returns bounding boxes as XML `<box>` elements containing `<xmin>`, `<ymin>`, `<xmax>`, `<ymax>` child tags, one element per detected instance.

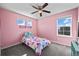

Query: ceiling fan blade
<box><xmin>40</xmin><ymin>13</ymin><xmax>42</xmax><ymax>17</ymax></box>
<box><xmin>31</xmin><ymin>11</ymin><xmax>38</xmax><ymax>14</ymax></box>
<box><xmin>42</xmin><ymin>3</ymin><xmax>48</xmax><ymax>9</ymax></box>
<box><xmin>43</xmin><ymin>10</ymin><xmax>51</xmax><ymax>13</ymax></box>
<box><xmin>32</xmin><ymin>5</ymin><xmax>38</xmax><ymax>9</ymax></box>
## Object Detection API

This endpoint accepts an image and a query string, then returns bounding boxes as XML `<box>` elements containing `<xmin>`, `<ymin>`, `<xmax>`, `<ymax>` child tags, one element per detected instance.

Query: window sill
<box><xmin>57</xmin><ymin>35</ymin><xmax>72</xmax><ymax>38</ymax></box>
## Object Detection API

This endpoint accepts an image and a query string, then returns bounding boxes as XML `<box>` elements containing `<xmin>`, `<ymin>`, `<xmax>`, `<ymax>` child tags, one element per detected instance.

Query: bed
<box><xmin>22</xmin><ymin>32</ymin><xmax>51</xmax><ymax>55</ymax></box>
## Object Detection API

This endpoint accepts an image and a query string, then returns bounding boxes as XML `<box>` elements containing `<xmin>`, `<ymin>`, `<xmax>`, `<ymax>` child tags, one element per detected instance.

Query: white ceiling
<box><xmin>0</xmin><ymin>3</ymin><xmax>79</xmax><ymax>19</ymax></box>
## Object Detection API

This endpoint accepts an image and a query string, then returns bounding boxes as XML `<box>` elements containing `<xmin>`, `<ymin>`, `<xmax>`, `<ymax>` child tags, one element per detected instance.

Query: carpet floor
<box><xmin>1</xmin><ymin>43</ymin><xmax>71</xmax><ymax>56</ymax></box>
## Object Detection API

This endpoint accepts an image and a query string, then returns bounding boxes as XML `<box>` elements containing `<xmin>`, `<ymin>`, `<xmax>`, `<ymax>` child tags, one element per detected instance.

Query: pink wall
<box><xmin>77</xmin><ymin>8</ymin><xmax>79</xmax><ymax>37</ymax></box>
<box><xmin>78</xmin><ymin>8</ymin><xmax>79</xmax><ymax>19</ymax></box>
<box><xmin>0</xmin><ymin>7</ymin><xmax>78</xmax><ymax>48</ymax></box>
<box><xmin>0</xmin><ymin>8</ymin><xmax>37</xmax><ymax>48</ymax></box>
<box><xmin>38</xmin><ymin>8</ymin><xmax>78</xmax><ymax>46</ymax></box>
<box><xmin>0</xmin><ymin>13</ymin><xmax>1</xmax><ymax>47</ymax></box>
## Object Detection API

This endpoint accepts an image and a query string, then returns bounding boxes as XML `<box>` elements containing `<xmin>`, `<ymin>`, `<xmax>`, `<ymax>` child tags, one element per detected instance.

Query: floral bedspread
<box><xmin>22</xmin><ymin>36</ymin><xmax>51</xmax><ymax>55</ymax></box>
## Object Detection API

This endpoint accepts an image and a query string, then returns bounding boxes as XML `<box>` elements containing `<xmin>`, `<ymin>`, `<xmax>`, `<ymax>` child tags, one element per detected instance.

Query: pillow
<box><xmin>24</xmin><ymin>32</ymin><xmax>33</xmax><ymax>38</ymax></box>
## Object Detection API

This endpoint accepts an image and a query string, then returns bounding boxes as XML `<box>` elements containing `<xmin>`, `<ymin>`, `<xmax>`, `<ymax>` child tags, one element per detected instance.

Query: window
<box><xmin>26</xmin><ymin>20</ymin><xmax>32</xmax><ymax>28</ymax></box>
<box><xmin>16</xmin><ymin>19</ymin><xmax>32</xmax><ymax>28</ymax></box>
<box><xmin>57</xmin><ymin>16</ymin><xmax>72</xmax><ymax>36</ymax></box>
<box><xmin>16</xmin><ymin>19</ymin><xmax>25</xmax><ymax>26</ymax></box>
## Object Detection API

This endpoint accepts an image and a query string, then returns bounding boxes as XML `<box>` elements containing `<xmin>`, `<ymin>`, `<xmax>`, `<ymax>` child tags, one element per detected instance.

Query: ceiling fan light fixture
<box><xmin>38</xmin><ymin>10</ymin><xmax>42</xmax><ymax>13</ymax></box>
<box><xmin>31</xmin><ymin>3</ymin><xmax>50</xmax><ymax>17</ymax></box>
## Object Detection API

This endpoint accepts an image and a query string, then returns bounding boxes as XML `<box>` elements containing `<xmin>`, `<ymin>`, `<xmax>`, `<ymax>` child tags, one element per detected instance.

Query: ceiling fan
<box><xmin>31</xmin><ymin>3</ymin><xmax>51</xmax><ymax>17</ymax></box>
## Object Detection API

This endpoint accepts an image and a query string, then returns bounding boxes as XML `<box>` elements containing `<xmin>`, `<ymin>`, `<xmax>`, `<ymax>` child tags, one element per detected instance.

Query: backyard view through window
<box><xmin>57</xmin><ymin>16</ymin><xmax>72</xmax><ymax>36</ymax></box>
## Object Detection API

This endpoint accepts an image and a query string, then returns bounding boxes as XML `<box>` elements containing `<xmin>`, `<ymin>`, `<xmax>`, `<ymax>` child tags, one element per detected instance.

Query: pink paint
<box><xmin>0</xmin><ymin>8</ymin><xmax>38</xmax><ymax>48</ymax></box>
<box><xmin>0</xmin><ymin>7</ymin><xmax>79</xmax><ymax>48</ymax></box>
<box><xmin>37</xmin><ymin>8</ymin><xmax>78</xmax><ymax>46</ymax></box>
<box><xmin>0</xmin><ymin>16</ymin><xmax>1</xmax><ymax>47</ymax></box>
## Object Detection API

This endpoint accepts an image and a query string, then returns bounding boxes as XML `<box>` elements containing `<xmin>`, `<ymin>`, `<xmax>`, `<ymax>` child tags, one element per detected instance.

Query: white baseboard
<box><xmin>51</xmin><ymin>41</ymin><xmax>70</xmax><ymax>47</ymax></box>
<box><xmin>1</xmin><ymin>42</ymin><xmax>22</xmax><ymax>49</ymax></box>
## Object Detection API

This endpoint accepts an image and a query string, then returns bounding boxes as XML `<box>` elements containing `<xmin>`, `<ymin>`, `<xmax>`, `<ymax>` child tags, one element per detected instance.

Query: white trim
<box><xmin>51</xmin><ymin>41</ymin><xmax>71</xmax><ymax>47</ymax></box>
<box><xmin>56</xmin><ymin>15</ymin><xmax>72</xmax><ymax>37</ymax></box>
<box><xmin>1</xmin><ymin>42</ymin><xmax>22</xmax><ymax>49</ymax></box>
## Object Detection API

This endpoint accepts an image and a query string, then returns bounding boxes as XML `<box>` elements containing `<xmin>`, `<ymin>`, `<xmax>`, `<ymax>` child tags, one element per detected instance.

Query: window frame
<box><xmin>56</xmin><ymin>16</ymin><xmax>72</xmax><ymax>37</ymax></box>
